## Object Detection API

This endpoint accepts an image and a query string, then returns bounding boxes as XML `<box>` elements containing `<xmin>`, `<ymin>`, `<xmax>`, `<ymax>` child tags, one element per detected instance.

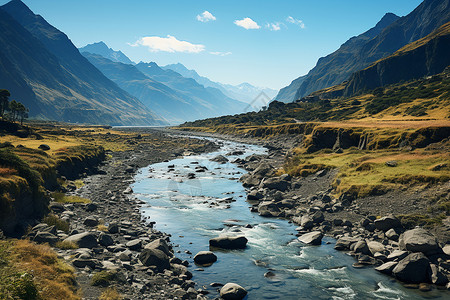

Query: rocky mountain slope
<box><xmin>0</xmin><ymin>0</ymin><xmax>165</xmax><ymax>125</ymax></box>
<box><xmin>80</xmin><ymin>41</ymin><xmax>134</xmax><ymax>65</ymax></box>
<box><xmin>276</xmin><ymin>0</ymin><xmax>450</xmax><ymax>102</ymax></box>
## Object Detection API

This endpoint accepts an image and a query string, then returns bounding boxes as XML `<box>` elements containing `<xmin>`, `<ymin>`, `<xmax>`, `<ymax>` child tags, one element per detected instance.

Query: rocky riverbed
<box><xmin>25</xmin><ymin>130</ymin><xmax>219</xmax><ymax>299</ymax></box>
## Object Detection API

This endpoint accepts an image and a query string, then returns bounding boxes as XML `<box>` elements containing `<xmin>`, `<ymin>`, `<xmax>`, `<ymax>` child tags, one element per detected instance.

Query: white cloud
<box><xmin>266</xmin><ymin>22</ymin><xmax>281</xmax><ymax>31</ymax></box>
<box><xmin>210</xmin><ymin>51</ymin><xmax>232</xmax><ymax>56</ymax></box>
<box><xmin>234</xmin><ymin>17</ymin><xmax>260</xmax><ymax>30</ymax></box>
<box><xmin>197</xmin><ymin>11</ymin><xmax>216</xmax><ymax>22</ymax></box>
<box><xmin>130</xmin><ymin>35</ymin><xmax>205</xmax><ymax>53</ymax></box>
<box><xmin>287</xmin><ymin>16</ymin><xmax>305</xmax><ymax>29</ymax></box>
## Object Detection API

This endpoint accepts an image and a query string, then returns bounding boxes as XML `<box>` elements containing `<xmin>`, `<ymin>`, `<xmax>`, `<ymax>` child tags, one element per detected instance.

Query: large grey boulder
<box><xmin>260</xmin><ymin>177</ymin><xmax>289</xmax><ymax>192</ymax></box>
<box><xmin>64</xmin><ymin>232</ymin><xmax>98</xmax><ymax>248</ymax></box>
<box><xmin>300</xmin><ymin>215</ymin><xmax>314</xmax><ymax>230</ymax></box>
<box><xmin>98</xmin><ymin>232</ymin><xmax>114</xmax><ymax>247</ymax></box>
<box><xmin>193</xmin><ymin>251</ymin><xmax>217</xmax><ymax>265</ymax></box>
<box><xmin>258</xmin><ymin>201</ymin><xmax>282</xmax><ymax>217</ymax></box>
<box><xmin>298</xmin><ymin>231</ymin><xmax>323</xmax><ymax>245</ymax></box>
<box><xmin>375</xmin><ymin>261</ymin><xmax>398</xmax><ymax>275</ymax></box>
<box><xmin>211</xmin><ymin>155</ymin><xmax>229</xmax><ymax>164</ymax></box>
<box><xmin>126</xmin><ymin>239</ymin><xmax>142</xmax><ymax>251</ymax></box>
<box><xmin>430</xmin><ymin>264</ymin><xmax>448</xmax><ymax>285</ymax></box>
<box><xmin>399</xmin><ymin>228</ymin><xmax>440</xmax><ymax>255</ymax></box>
<box><xmin>220</xmin><ymin>283</ymin><xmax>248</xmax><ymax>300</ymax></box>
<box><xmin>83</xmin><ymin>216</ymin><xmax>99</xmax><ymax>227</ymax></box>
<box><xmin>144</xmin><ymin>238</ymin><xmax>172</xmax><ymax>257</ymax></box>
<box><xmin>352</xmin><ymin>240</ymin><xmax>370</xmax><ymax>255</ymax></box>
<box><xmin>139</xmin><ymin>249</ymin><xmax>170</xmax><ymax>272</ymax></box>
<box><xmin>210</xmin><ymin>236</ymin><xmax>248</xmax><ymax>249</ymax></box>
<box><xmin>374</xmin><ymin>215</ymin><xmax>401</xmax><ymax>231</ymax></box>
<box><xmin>334</xmin><ymin>236</ymin><xmax>359</xmax><ymax>251</ymax></box>
<box><xmin>392</xmin><ymin>253</ymin><xmax>431</xmax><ymax>283</ymax></box>
<box><xmin>252</xmin><ymin>162</ymin><xmax>273</xmax><ymax>178</ymax></box>
<box><xmin>367</xmin><ymin>241</ymin><xmax>385</xmax><ymax>256</ymax></box>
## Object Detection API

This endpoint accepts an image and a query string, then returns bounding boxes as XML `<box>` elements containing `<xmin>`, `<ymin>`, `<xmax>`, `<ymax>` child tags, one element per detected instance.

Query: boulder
<box><xmin>38</xmin><ymin>144</ymin><xmax>50</xmax><ymax>151</ymax></box>
<box><xmin>375</xmin><ymin>261</ymin><xmax>398</xmax><ymax>275</ymax></box>
<box><xmin>300</xmin><ymin>215</ymin><xmax>314</xmax><ymax>230</ymax></box>
<box><xmin>258</xmin><ymin>201</ymin><xmax>281</xmax><ymax>217</ymax></box>
<box><xmin>260</xmin><ymin>177</ymin><xmax>289</xmax><ymax>192</ymax></box>
<box><xmin>72</xmin><ymin>258</ymin><xmax>97</xmax><ymax>269</ymax></box>
<box><xmin>126</xmin><ymin>239</ymin><xmax>142</xmax><ymax>251</ymax></box>
<box><xmin>98</xmin><ymin>232</ymin><xmax>114</xmax><ymax>247</ymax></box>
<box><xmin>209</xmin><ymin>236</ymin><xmax>248</xmax><ymax>249</ymax></box>
<box><xmin>399</xmin><ymin>228</ymin><xmax>440</xmax><ymax>255</ymax></box>
<box><xmin>252</xmin><ymin>162</ymin><xmax>273</xmax><ymax>178</ymax></box>
<box><xmin>430</xmin><ymin>264</ymin><xmax>448</xmax><ymax>285</ymax></box>
<box><xmin>139</xmin><ymin>249</ymin><xmax>170</xmax><ymax>272</ymax></box>
<box><xmin>353</xmin><ymin>240</ymin><xmax>370</xmax><ymax>255</ymax></box>
<box><xmin>311</xmin><ymin>211</ymin><xmax>324</xmax><ymax>224</ymax></box>
<box><xmin>334</xmin><ymin>237</ymin><xmax>359</xmax><ymax>251</ymax></box>
<box><xmin>367</xmin><ymin>241</ymin><xmax>385</xmax><ymax>256</ymax></box>
<box><xmin>211</xmin><ymin>155</ymin><xmax>229</xmax><ymax>164</ymax></box>
<box><xmin>374</xmin><ymin>215</ymin><xmax>401</xmax><ymax>231</ymax></box>
<box><xmin>34</xmin><ymin>231</ymin><xmax>59</xmax><ymax>245</ymax></box>
<box><xmin>298</xmin><ymin>231</ymin><xmax>323</xmax><ymax>245</ymax></box>
<box><xmin>63</xmin><ymin>232</ymin><xmax>98</xmax><ymax>249</ymax></box>
<box><xmin>220</xmin><ymin>283</ymin><xmax>248</xmax><ymax>300</ymax></box>
<box><xmin>193</xmin><ymin>251</ymin><xmax>217</xmax><ymax>265</ymax></box>
<box><xmin>392</xmin><ymin>253</ymin><xmax>431</xmax><ymax>283</ymax></box>
<box><xmin>83</xmin><ymin>216</ymin><xmax>99</xmax><ymax>227</ymax></box>
<box><xmin>108</xmin><ymin>223</ymin><xmax>119</xmax><ymax>234</ymax></box>
<box><xmin>387</xmin><ymin>250</ymin><xmax>408</xmax><ymax>261</ymax></box>
<box><xmin>385</xmin><ymin>228</ymin><xmax>400</xmax><ymax>241</ymax></box>
<box><xmin>144</xmin><ymin>238</ymin><xmax>172</xmax><ymax>257</ymax></box>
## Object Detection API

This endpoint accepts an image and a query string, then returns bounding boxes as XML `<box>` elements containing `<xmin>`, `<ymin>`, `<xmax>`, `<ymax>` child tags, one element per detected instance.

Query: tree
<box><xmin>0</xmin><ymin>89</ymin><xmax>10</xmax><ymax>118</ymax></box>
<box><xmin>9</xmin><ymin>100</ymin><xmax>19</xmax><ymax>122</ymax></box>
<box><xmin>17</xmin><ymin>102</ymin><xmax>29</xmax><ymax>125</ymax></box>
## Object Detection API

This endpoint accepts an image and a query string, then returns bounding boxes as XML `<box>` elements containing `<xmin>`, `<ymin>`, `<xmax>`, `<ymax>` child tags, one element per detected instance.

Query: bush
<box><xmin>91</xmin><ymin>270</ymin><xmax>117</xmax><ymax>287</ymax></box>
<box><xmin>43</xmin><ymin>214</ymin><xmax>69</xmax><ymax>233</ymax></box>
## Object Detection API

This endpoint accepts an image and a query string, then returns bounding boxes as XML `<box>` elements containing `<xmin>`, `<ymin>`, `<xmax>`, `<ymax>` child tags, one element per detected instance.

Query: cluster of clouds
<box><xmin>131</xmin><ymin>11</ymin><xmax>305</xmax><ymax>54</ymax></box>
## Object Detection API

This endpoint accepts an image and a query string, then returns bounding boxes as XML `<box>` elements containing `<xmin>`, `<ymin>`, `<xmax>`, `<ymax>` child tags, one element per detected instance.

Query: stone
<box><xmin>258</xmin><ymin>201</ymin><xmax>281</xmax><ymax>217</ymax></box>
<box><xmin>334</xmin><ymin>237</ymin><xmax>359</xmax><ymax>251</ymax></box>
<box><xmin>399</xmin><ymin>228</ymin><xmax>440</xmax><ymax>255</ymax></box>
<box><xmin>49</xmin><ymin>202</ymin><xmax>65</xmax><ymax>213</ymax></box>
<box><xmin>38</xmin><ymin>144</ymin><xmax>50</xmax><ymax>150</ymax></box>
<box><xmin>83</xmin><ymin>216</ymin><xmax>99</xmax><ymax>227</ymax></box>
<box><xmin>300</xmin><ymin>215</ymin><xmax>314</xmax><ymax>230</ymax></box>
<box><xmin>298</xmin><ymin>231</ymin><xmax>323</xmax><ymax>245</ymax></box>
<box><xmin>220</xmin><ymin>283</ymin><xmax>248</xmax><ymax>300</ymax></box>
<box><xmin>139</xmin><ymin>249</ymin><xmax>170</xmax><ymax>272</ymax></box>
<box><xmin>260</xmin><ymin>177</ymin><xmax>289</xmax><ymax>192</ymax></box>
<box><xmin>443</xmin><ymin>244</ymin><xmax>450</xmax><ymax>256</ymax></box>
<box><xmin>64</xmin><ymin>232</ymin><xmax>98</xmax><ymax>249</ymax></box>
<box><xmin>430</xmin><ymin>264</ymin><xmax>448</xmax><ymax>285</ymax></box>
<box><xmin>144</xmin><ymin>238</ymin><xmax>172</xmax><ymax>257</ymax></box>
<box><xmin>311</xmin><ymin>211</ymin><xmax>324</xmax><ymax>224</ymax></box>
<box><xmin>374</xmin><ymin>215</ymin><xmax>401</xmax><ymax>231</ymax></box>
<box><xmin>85</xmin><ymin>203</ymin><xmax>98</xmax><ymax>212</ymax></box>
<box><xmin>209</xmin><ymin>236</ymin><xmax>248</xmax><ymax>249</ymax></box>
<box><xmin>392</xmin><ymin>253</ymin><xmax>431</xmax><ymax>283</ymax></box>
<box><xmin>385</xmin><ymin>228</ymin><xmax>400</xmax><ymax>241</ymax></box>
<box><xmin>72</xmin><ymin>258</ymin><xmax>97</xmax><ymax>269</ymax></box>
<box><xmin>193</xmin><ymin>251</ymin><xmax>217</xmax><ymax>265</ymax></box>
<box><xmin>211</xmin><ymin>155</ymin><xmax>229</xmax><ymax>164</ymax></box>
<box><xmin>34</xmin><ymin>231</ymin><xmax>59</xmax><ymax>245</ymax></box>
<box><xmin>375</xmin><ymin>261</ymin><xmax>398</xmax><ymax>275</ymax></box>
<box><xmin>98</xmin><ymin>232</ymin><xmax>114</xmax><ymax>247</ymax></box>
<box><xmin>126</xmin><ymin>239</ymin><xmax>142</xmax><ymax>251</ymax></box>
<box><xmin>367</xmin><ymin>241</ymin><xmax>385</xmax><ymax>256</ymax></box>
<box><xmin>353</xmin><ymin>240</ymin><xmax>370</xmax><ymax>255</ymax></box>
<box><xmin>387</xmin><ymin>250</ymin><xmax>408</xmax><ymax>261</ymax></box>
<box><xmin>108</xmin><ymin>223</ymin><xmax>119</xmax><ymax>234</ymax></box>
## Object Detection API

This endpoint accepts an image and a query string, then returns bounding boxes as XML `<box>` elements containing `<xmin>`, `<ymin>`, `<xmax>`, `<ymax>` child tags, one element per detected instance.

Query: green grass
<box><xmin>51</xmin><ymin>192</ymin><xmax>90</xmax><ymax>204</ymax></box>
<box><xmin>42</xmin><ymin>214</ymin><xmax>70</xmax><ymax>233</ymax></box>
<box><xmin>91</xmin><ymin>270</ymin><xmax>118</xmax><ymax>287</ymax></box>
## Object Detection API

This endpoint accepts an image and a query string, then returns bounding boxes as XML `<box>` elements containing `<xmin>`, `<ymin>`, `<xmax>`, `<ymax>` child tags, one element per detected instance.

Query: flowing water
<box><xmin>132</xmin><ymin>138</ymin><xmax>447</xmax><ymax>300</ymax></box>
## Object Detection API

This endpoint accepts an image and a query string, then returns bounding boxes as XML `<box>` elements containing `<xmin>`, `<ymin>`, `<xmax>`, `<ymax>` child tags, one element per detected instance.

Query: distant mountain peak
<box><xmin>79</xmin><ymin>41</ymin><xmax>134</xmax><ymax>65</ymax></box>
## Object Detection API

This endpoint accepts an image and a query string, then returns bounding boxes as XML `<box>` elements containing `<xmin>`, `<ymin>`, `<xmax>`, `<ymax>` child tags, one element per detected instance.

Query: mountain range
<box><xmin>79</xmin><ymin>41</ymin><xmax>134</xmax><ymax>65</ymax></box>
<box><xmin>275</xmin><ymin>0</ymin><xmax>450</xmax><ymax>103</ymax></box>
<box><xmin>0</xmin><ymin>0</ymin><xmax>165</xmax><ymax>125</ymax></box>
<box><xmin>162</xmin><ymin>63</ymin><xmax>278</xmax><ymax>106</ymax></box>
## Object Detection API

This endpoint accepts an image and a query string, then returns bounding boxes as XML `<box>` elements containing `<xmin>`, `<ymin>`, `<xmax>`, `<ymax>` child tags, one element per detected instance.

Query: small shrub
<box><xmin>55</xmin><ymin>241</ymin><xmax>78</xmax><ymax>250</ymax></box>
<box><xmin>91</xmin><ymin>270</ymin><xmax>117</xmax><ymax>287</ymax></box>
<box><xmin>51</xmin><ymin>192</ymin><xmax>90</xmax><ymax>204</ymax></box>
<box><xmin>43</xmin><ymin>214</ymin><xmax>69</xmax><ymax>233</ymax></box>
<box><xmin>99</xmin><ymin>288</ymin><xmax>122</xmax><ymax>300</ymax></box>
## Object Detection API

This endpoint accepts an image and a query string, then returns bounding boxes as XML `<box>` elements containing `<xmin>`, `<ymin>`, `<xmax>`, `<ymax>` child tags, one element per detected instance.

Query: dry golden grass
<box><xmin>99</xmin><ymin>287</ymin><xmax>122</xmax><ymax>300</ymax></box>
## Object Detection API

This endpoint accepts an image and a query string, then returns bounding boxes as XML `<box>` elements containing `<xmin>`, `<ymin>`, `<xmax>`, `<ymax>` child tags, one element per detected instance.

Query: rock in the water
<box><xmin>353</xmin><ymin>240</ymin><xmax>370</xmax><ymax>255</ymax></box>
<box><xmin>144</xmin><ymin>238</ymin><xmax>172</xmax><ymax>257</ymax></box>
<box><xmin>398</xmin><ymin>228</ymin><xmax>440</xmax><ymax>255</ymax></box>
<box><xmin>300</xmin><ymin>215</ymin><xmax>314</xmax><ymax>230</ymax></box>
<box><xmin>392</xmin><ymin>252</ymin><xmax>431</xmax><ymax>283</ymax></box>
<box><xmin>375</xmin><ymin>261</ymin><xmax>398</xmax><ymax>275</ymax></box>
<box><xmin>209</xmin><ymin>236</ymin><xmax>248</xmax><ymax>249</ymax></box>
<box><xmin>211</xmin><ymin>155</ymin><xmax>229</xmax><ymax>164</ymax></box>
<box><xmin>193</xmin><ymin>251</ymin><xmax>217</xmax><ymax>265</ymax></box>
<box><xmin>64</xmin><ymin>232</ymin><xmax>98</xmax><ymax>248</ymax></box>
<box><xmin>258</xmin><ymin>201</ymin><xmax>281</xmax><ymax>217</ymax></box>
<box><xmin>298</xmin><ymin>231</ymin><xmax>323</xmax><ymax>245</ymax></box>
<box><xmin>139</xmin><ymin>249</ymin><xmax>170</xmax><ymax>272</ymax></box>
<box><xmin>220</xmin><ymin>283</ymin><xmax>248</xmax><ymax>300</ymax></box>
<box><xmin>374</xmin><ymin>215</ymin><xmax>401</xmax><ymax>231</ymax></box>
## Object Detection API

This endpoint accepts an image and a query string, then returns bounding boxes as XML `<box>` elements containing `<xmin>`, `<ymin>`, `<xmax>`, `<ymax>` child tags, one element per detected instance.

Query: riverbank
<box><xmin>167</xmin><ymin>127</ymin><xmax>450</xmax><ymax>292</ymax></box>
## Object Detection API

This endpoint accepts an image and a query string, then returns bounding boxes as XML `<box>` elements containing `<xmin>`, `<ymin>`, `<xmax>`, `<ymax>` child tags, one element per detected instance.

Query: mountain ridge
<box><xmin>79</xmin><ymin>41</ymin><xmax>134</xmax><ymax>65</ymax></box>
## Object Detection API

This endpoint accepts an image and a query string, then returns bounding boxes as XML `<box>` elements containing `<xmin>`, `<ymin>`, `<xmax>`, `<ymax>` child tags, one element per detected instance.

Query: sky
<box><xmin>0</xmin><ymin>0</ymin><xmax>423</xmax><ymax>90</ymax></box>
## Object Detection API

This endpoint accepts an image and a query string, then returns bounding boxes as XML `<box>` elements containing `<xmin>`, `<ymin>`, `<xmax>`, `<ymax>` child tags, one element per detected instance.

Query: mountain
<box><xmin>274</xmin><ymin>12</ymin><xmax>400</xmax><ymax>103</ymax></box>
<box><xmin>135</xmin><ymin>62</ymin><xmax>248</xmax><ymax>116</ymax></box>
<box><xmin>163</xmin><ymin>63</ymin><xmax>278</xmax><ymax>106</ymax></box>
<box><xmin>82</xmin><ymin>52</ymin><xmax>236</xmax><ymax>124</ymax></box>
<box><xmin>0</xmin><ymin>0</ymin><xmax>164</xmax><ymax>125</ymax></box>
<box><xmin>343</xmin><ymin>21</ymin><xmax>450</xmax><ymax>96</ymax></box>
<box><xmin>79</xmin><ymin>41</ymin><xmax>134</xmax><ymax>65</ymax></box>
<box><xmin>277</xmin><ymin>0</ymin><xmax>450</xmax><ymax>102</ymax></box>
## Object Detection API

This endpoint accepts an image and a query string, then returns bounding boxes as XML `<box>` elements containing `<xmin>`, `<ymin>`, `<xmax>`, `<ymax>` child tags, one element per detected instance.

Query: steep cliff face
<box><xmin>344</xmin><ymin>22</ymin><xmax>450</xmax><ymax>96</ymax></box>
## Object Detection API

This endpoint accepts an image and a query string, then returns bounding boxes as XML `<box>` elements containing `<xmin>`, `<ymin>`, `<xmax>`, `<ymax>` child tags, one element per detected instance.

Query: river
<box><xmin>132</xmin><ymin>137</ymin><xmax>446</xmax><ymax>300</ymax></box>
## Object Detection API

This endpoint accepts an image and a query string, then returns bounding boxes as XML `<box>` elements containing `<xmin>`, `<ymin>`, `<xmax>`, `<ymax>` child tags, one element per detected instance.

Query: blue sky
<box><xmin>1</xmin><ymin>0</ymin><xmax>422</xmax><ymax>89</ymax></box>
